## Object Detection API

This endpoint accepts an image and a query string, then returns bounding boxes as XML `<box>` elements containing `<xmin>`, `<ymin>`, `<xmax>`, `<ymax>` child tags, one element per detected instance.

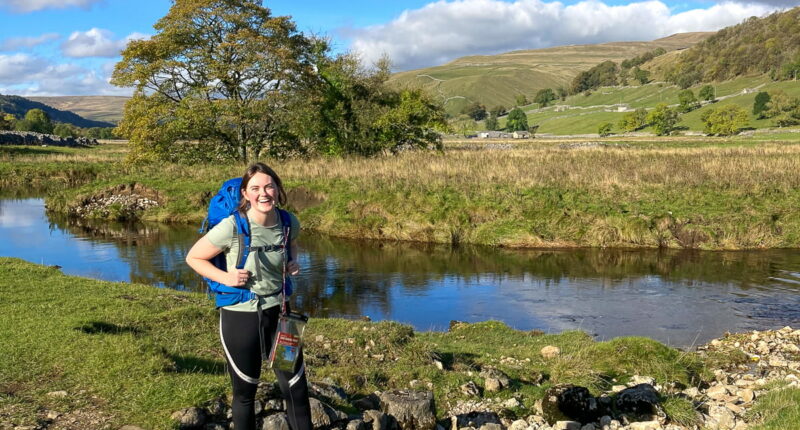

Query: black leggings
<box><xmin>219</xmin><ymin>307</ymin><xmax>312</xmax><ymax>430</ymax></box>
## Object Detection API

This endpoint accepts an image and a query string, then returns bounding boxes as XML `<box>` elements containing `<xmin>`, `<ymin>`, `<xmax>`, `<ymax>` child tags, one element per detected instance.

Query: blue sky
<box><xmin>0</xmin><ymin>0</ymin><xmax>793</xmax><ymax>96</ymax></box>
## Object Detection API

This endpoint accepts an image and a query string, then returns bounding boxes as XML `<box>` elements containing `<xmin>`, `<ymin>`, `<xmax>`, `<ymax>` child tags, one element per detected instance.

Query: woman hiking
<box><xmin>186</xmin><ymin>162</ymin><xmax>312</xmax><ymax>430</ymax></box>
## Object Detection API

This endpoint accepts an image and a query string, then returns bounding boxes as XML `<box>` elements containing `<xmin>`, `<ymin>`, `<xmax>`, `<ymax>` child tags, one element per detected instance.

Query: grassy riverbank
<box><xmin>0</xmin><ymin>258</ymin><xmax>760</xmax><ymax>429</ymax></box>
<box><xmin>3</xmin><ymin>134</ymin><xmax>800</xmax><ymax>249</ymax></box>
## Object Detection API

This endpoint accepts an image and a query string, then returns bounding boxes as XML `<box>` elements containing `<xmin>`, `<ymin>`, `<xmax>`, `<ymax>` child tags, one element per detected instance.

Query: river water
<box><xmin>2</xmin><ymin>197</ymin><xmax>800</xmax><ymax>347</ymax></box>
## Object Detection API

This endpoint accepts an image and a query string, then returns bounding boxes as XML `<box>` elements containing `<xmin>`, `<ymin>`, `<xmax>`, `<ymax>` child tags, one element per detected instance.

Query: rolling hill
<box><xmin>27</xmin><ymin>96</ymin><xmax>129</xmax><ymax>124</ymax></box>
<box><xmin>0</xmin><ymin>94</ymin><xmax>115</xmax><ymax>128</ymax></box>
<box><xmin>389</xmin><ymin>32</ymin><xmax>712</xmax><ymax>116</ymax></box>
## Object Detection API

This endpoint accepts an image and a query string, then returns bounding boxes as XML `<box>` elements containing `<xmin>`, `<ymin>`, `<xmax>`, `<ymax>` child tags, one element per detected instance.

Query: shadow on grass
<box><xmin>433</xmin><ymin>351</ymin><xmax>480</xmax><ymax>371</ymax></box>
<box><xmin>75</xmin><ymin>321</ymin><xmax>143</xmax><ymax>335</ymax></box>
<box><xmin>167</xmin><ymin>353</ymin><xmax>226</xmax><ymax>375</ymax></box>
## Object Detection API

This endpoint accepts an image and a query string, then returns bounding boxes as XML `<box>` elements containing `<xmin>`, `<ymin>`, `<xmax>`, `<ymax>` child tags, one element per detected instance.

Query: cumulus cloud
<box><xmin>348</xmin><ymin>0</ymin><xmax>779</xmax><ymax>71</ymax></box>
<box><xmin>0</xmin><ymin>33</ymin><xmax>60</xmax><ymax>51</ymax></box>
<box><xmin>61</xmin><ymin>28</ymin><xmax>149</xmax><ymax>58</ymax></box>
<box><xmin>0</xmin><ymin>53</ymin><xmax>131</xmax><ymax>96</ymax></box>
<box><xmin>0</xmin><ymin>0</ymin><xmax>103</xmax><ymax>13</ymax></box>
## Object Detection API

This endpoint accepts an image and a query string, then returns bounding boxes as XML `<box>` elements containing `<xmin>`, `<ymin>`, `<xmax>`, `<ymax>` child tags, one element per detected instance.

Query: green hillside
<box><xmin>389</xmin><ymin>32</ymin><xmax>712</xmax><ymax>116</ymax></box>
<box><xmin>653</xmin><ymin>7</ymin><xmax>800</xmax><ymax>87</ymax></box>
<box><xmin>0</xmin><ymin>94</ymin><xmax>114</xmax><ymax>128</ymax></box>
<box><xmin>496</xmin><ymin>75</ymin><xmax>799</xmax><ymax>135</ymax></box>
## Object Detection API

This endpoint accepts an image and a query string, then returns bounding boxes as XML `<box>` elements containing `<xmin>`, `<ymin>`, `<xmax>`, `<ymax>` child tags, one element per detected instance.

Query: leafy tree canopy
<box><xmin>534</xmin><ymin>88</ymin><xmax>556</xmax><ymax>107</ymax></box>
<box><xmin>506</xmin><ymin>108</ymin><xmax>528</xmax><ymax>131</ymax></box>
<box><xmin>701</xmin><ymin>105</ymin><xmax>749</xmax><ymax>136</ymax></box>
<box><xmin>647</xmin><ymin>103</ymin><xmax>679</xmax><ymax>136</ymax></box>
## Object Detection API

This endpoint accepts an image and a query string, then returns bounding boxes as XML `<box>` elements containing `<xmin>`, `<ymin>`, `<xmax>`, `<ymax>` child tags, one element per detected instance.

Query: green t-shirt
<box><xmin>205</xmin><ymin>212</ymin><xmax>300</xmax><ymax>312</ymax></box>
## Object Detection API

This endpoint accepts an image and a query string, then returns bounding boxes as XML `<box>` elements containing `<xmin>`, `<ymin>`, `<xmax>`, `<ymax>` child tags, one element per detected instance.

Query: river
<box><xmin>2</xmin><ymin>197</ymin><xmax>800</xmax><ymax>347</ymax></box>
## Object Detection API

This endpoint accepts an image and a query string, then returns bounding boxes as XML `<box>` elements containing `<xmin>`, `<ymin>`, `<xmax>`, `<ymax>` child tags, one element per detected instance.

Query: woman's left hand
<box><xmin>287</xmin><ymin>261</ymin><xmax>300</xmax><ymax>276</ymax></box>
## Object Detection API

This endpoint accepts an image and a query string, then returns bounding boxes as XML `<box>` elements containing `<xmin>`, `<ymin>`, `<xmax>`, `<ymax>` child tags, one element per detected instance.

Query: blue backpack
<box><xmin>200</xmin><ymin>177</ymin><xmax>294</xmax><ymax>308</ymax></box>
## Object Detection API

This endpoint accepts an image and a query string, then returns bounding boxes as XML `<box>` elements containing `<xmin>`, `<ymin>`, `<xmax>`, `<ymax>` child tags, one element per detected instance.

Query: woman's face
<box><xmin>242</xmin><ymin>172</ymin><xmax>278</xmax><ymax>214</ymax></box>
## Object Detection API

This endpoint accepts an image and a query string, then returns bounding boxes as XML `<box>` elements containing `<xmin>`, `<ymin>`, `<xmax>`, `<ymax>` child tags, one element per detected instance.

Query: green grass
<box><xmin>0</xmin><ymin>258</ymin><xmax>733</xmax><ymax>429</ymax></box>
<box><xmin>747</xmin><ymin>387</ymin><xmax>800</xmax><ymax>430</ymax></box>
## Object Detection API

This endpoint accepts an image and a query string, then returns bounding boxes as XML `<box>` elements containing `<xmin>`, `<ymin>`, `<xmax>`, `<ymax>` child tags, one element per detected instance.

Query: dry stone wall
<box><xmin>0</xmin><ymin>131</ymin><xmax>98</xmax><ymax>147</ymax></box>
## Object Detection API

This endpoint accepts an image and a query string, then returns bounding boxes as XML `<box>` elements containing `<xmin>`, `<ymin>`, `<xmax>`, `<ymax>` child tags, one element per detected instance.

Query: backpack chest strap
<box><xmin>248</xmin><ymin>244</ymin><xmax>287</xmax><ymax>282</ymax></box>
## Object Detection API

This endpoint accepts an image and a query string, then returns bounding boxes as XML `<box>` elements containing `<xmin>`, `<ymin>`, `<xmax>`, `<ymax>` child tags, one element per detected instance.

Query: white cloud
<box><xmin>61</xmin><ymin>28</ymin><xmax>149</xmax><ymax>58</ymax></box>
<box><xmin>0</xmin><ymin>33</ymin><xmax>60</xmax><ymax>51</ymax></box>
<box><xmin>0</xmin><ymin>53</ymin><xmax>131</xmax><ymax>96</ymax></box>
<box><xmin>348</xmin><ymin>0</ymin><xmax>778</xmax><ymax>71</ymax></box>
<box><xmin>0</xmin><ymin>0</ymin><xmax>103</xmax><ymax>13</ymax></box>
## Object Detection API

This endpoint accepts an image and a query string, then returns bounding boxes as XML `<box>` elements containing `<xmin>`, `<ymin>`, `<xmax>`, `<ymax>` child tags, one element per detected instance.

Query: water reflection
<box><xmin>2</xmin><ymin>198</ymin><xmax>800</xmax><ymax>346</ymax></box>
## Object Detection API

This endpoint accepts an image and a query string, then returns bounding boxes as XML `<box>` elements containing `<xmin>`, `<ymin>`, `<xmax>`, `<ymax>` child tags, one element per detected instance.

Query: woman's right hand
<box><xmin>228</xmin><ymin>269</ymin><xmax>250</xmax><ymax>287</ymax></box>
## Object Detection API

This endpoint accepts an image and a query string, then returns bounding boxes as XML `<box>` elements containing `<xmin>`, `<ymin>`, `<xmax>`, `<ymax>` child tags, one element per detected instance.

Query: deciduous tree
<box><xmin>112</xmin><ymin>0</ymin><xmax>315</xmax><ymax>162</ymax></box>
<box><xmin>646</xmin><ymin>104</ymin><xmax>678</xmax><ymax>136</ymax></box>
<box><xmin>534</xmin><ymin>88</ymin><xmax>556</xmax><ymax>107</ymax></box>
<box><xmin>701</xmin><ymin>105</ymin><xmax>748</xmax><ymax>136</ymax></box>
<box><xmin>753</xmin><ymin>91</ymin><xmax>771</xmax><ymax>118</ymax></box>
<box><xmin>699</xmin><ymin>85</ymin><xmax>715</xmax><ymax>101</ymax></box>
<box><xmin>506</xmin><ymin>108</ymin><xmax>528</xmax><ymax>131</ymax></box>
<box><xmin>678</xmin><ymin>89</ymin><xmax>699</xmax><ymax>113</ymax></box>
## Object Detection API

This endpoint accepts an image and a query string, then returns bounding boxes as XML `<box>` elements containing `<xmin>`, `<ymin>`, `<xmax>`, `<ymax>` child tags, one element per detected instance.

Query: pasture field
<box><xmin>2</xmin><ymin>133</ymin><xmax>800</xmax><ymax>250</ymax></box>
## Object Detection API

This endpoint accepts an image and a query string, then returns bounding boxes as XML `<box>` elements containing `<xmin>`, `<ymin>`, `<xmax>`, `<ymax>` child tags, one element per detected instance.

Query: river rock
<box><xmin>311</xmin><ymin>381</ymin><xmax>348</xmax><ymax>402</ymax></box>
<box><xmin>262</xmin><ymin>413</ymin><xmax>290</xmax><ymax>430</ymax></box>
<box><xmin>706</xmin><ymin>385</ymin><xmax>731</xmax><ymax>400</ymax></box>
<box><xmin>615</xmin><ymin>384</ymin><xmax>660</xmax><ymax>418</ymax></box>
<box><xmin>379</xmin><ymin>390</ymin><xmax>436</xmax><ymax>430</ymax></box>
<box><xmin>171</xmin><ymin>407</ymin><xmax>207</xmax><ymax>429</ymax></box>
<box><xmin>452</xmin><ymin>411</ymin><xmax>501</xmax><ymax>430</ymax></box>
<box><xmin>706</xmin><ymin>405</ymin><xmax>736</xmax><ymax>430</ymax></box>
<box><xmin>541</xmin><ymin>385</ymin><xmax>599</xmax><ymax>424</ymax></box>
<box><xmin>309</xmin><ymin>398</ymin><xmax>347</xmax><ymax>428</ymax></box>
<box><xmin>553</xmin><ymin>421</ymin><xmax>581</xmax><ymax>430</ymax></box>
<box><xmin>628</xmin><ymin>421</ymin><xmax>661</xmax><ymax>430</ymax></box>
<box><xmin>541</xmin><ymin>346</ymin><xmax>561</xmax><ymax>359</ymax></box>
<box><xmin>508</xmin><ymin>419</ymin><xmax>528</xmax><ymax>430</ymax></box>
<box><xmin>363</xmin><ymin>409</ymin><xmax>393</xmax><ymax>430</ymax></box>
<box><xmin>461</xmin><ymin>382</ymin><xmax>481</xmax><ymax>396</ymax></box>
<box><xmin>355</xmin><ymin>394</ymin><xmax>382</xmax><ymax>411</ymax></box>
<box><xmin>348</xmin><ymin>419</ymin><xmax>369</xmax><ymax>430</ymax></box>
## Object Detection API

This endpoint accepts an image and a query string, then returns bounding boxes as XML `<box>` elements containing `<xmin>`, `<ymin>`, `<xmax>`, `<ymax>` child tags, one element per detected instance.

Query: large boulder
<box><xmin>614</xmin><ymin>384</ymin><xmax>660</xmax><ymax>420</ymax></box>
<box><xmin>541</xmin><ymin>385</ymin><xmax>599</xmax><ymax>425</ymax></box>
<box><xmin>379</xmin><ymin>390</ymin><xmax>436</xmax><ymax>430</ymax></box>
<box><xmin>309</xmin><ymin>398</ymin><xmax>348</xmax><ymax>428</ymax></box>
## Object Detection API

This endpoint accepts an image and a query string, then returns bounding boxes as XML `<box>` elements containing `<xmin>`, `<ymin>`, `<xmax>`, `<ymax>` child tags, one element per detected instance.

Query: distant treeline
<box><xmin>569</xmin><ymin>48</ymin><xmax>666</xmax><ymax>94</ymax></box>
<box><xmin>660</xmin><ymin>7</ymin><xmax>800</xmax><ymax>88</ymax></box>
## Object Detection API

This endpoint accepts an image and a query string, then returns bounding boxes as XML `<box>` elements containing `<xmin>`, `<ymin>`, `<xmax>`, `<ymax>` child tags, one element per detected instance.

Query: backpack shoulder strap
<box><xmin>277</xmin><ymin>209</ymin><xmax>292</xmax><ymax>262</ymax></box>
<box><xmin>232</xmin><ymin>211</ymin><xmax>251</xmax><ymax>270</ymax></box>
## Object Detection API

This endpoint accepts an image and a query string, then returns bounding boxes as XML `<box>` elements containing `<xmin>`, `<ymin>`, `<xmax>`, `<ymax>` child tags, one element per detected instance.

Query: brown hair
<box><xmin>237</xmin><ymin>162</ymin><xmax>287</xmax><ymax>213</ymax></box>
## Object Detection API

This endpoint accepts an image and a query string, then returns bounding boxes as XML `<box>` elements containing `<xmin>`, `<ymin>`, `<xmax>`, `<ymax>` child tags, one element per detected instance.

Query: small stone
<box><xmin>682</xmin><ymin>387</ymin><xmax>700</xmax><ymax>398</ymax></box>
<box><xmin>461</xmin><ymin>382</ymin><xmax>481</xmax><ymax>396</ymax></box>
<box><xmin>628</xmin><ymin>422</ymin><xmax>661</xmax><ymax>430</ymax></box>
<box><xmin>45</xmin><ymin>410</ymin><xmax>60</xmax><ymax>420</ymax></box>
<box><xmin>485</xmin><ymin>378</ymin><xmax>502</xmax><ymax>392</ymax></box>
<box><xmin>541</xmin><ymin>346</ymin><xmax>561</xmax><ymax>359</ymax></box>
<box><xmin>554</xmin><ymin>421</ymin><xmax>581</xmax><ymax>430</ymax></box>
<box><xmin>46</xmin><ymin>391</ymin><xmax>68</xmax><ymax>398</ymax></box>
<box><xmin>707</xmin><ymin>405</ymin><xmax>735</xmax><ymax>430</ymax></box>
<box><xmin>434</xmin><ymin>360</ymin><xmax>445</xmax><ymax>370</ymax></box>
<box><xmin>769</xmin><ymin>357</ymin><xmax>788</xmax><ymax>367</ymax></box>
<box><xmin>599</xmin><ymin>416</ymin><xmax>612</xmax><ymax>427</ymax></box>
<box><xmin>509</xmin><ymin>419</ymin><xmax>528</xmax><ymax>430</ymax></box>
<box><xmin>347</xmin><ymin>419</ymin><xmax>368</xmax><ymax>430</ymax></box>
<box><xmin>503</xmin><ymin>398</ymin><xmax>521</xmax><ymax>409</ymax></box>
<box><xmin>170</xmin><ymin>407</ymin><xmax>207</xmax><ymax>429</ymax></box>
<box><xmin>630</xmin><ymin>376</ymin><xmax>655</xmax><ymax>386</ymax></box>
<box><xmin>262</xmin><ymin>413</ymin><xmax>291</xmax><ymax>430</ymax></box>
<box><xmin>611</xmin><ymin>385</ymin><xmax>627</xmax><ymax>393</ymax></box>
<box><xmin>725</xmin><ymin>403</ymin><xmax>744</xmax><ymax>415</ymax></box>
<box><xmin>706</xmin><ymin>385</ymin><xmax>730</xmax><ymax>400</ymax></box>
<box><xmin>740</xmin><ymin>389</ymin><xmax>755</xmax><ymax>403</ymax></box>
